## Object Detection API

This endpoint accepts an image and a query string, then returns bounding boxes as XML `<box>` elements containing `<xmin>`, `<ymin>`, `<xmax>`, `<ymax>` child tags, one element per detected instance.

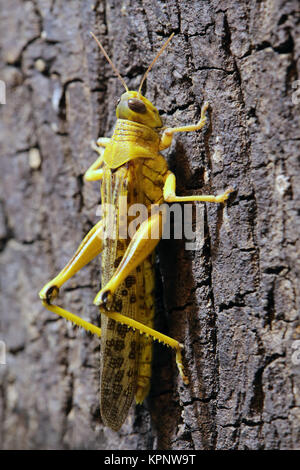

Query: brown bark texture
<box><xmin>0</xmin><ymin>0</ymin><xmax>299</xmax><ymax>450</ymax></box>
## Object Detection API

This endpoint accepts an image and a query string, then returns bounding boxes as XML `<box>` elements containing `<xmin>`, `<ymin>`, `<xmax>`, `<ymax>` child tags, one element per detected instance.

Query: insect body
<box><xmin>39</xmin><ymin>34</ymin><xmax>233</xmax><ymax>431</ymax></box>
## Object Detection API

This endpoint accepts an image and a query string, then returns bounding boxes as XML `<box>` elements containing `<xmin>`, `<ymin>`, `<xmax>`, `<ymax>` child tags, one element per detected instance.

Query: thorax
<box><xmin>102</xmin><ymin>120</ymin><xmax>160</xmax><ymax>169</ymax></box>
<box><xmin>111</xmin><ymin>119</ymin><xmax>160</xmax><ymax>149</ymax></box>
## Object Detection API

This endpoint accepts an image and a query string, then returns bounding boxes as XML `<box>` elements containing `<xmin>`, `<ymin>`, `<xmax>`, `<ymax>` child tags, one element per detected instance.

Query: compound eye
<box><xmin>128</xmin><ymin>98</ymin><xmax>147</xmax><ymax>114</ymax></box>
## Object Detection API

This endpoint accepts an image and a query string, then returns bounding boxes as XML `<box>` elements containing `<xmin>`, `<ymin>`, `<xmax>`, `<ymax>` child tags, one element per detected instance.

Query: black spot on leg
<box><xmin>45</xmin><ymin>285</ymin><xmax>59</xmax><ymax>304</ymax></box>
<box><xmin>102</xmin><ymin>290</ymin><xmax>111</xmax><ymax>306</ymax></box>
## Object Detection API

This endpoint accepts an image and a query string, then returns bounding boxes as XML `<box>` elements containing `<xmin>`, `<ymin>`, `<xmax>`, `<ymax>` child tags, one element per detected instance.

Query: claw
<box><xmin>90</xmin><ymin>140</ymin><xmax>98</xmax><ymax>152</ymax></box>
<box><xmin>201</xmin><ymin>101</ymin><xmax>209</xmax><ymax>114</ymax></box>
<box><xmin>216</xmin><ymin>187</ymin><xmax>235</xmax><ymax>203</ymax></box>
<box><xmin>90</xmin><ymin>140</ymin><xmax>103</xmax><ymax>156</ymax></box>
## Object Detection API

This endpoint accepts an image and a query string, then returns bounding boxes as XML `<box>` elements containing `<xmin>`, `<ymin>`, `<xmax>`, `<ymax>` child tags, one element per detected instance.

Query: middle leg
<box><xmin>163</xmin><ymin>171</ymin><xmax>233</xmax><ymax>204</ymax></box>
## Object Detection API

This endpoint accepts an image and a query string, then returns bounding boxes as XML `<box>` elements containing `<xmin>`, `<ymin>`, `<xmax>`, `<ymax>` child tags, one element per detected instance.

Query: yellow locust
<box><xmin>39</xmin><ymin>33</ymin><xmax>233</xmax><ymax>431</ymax></box>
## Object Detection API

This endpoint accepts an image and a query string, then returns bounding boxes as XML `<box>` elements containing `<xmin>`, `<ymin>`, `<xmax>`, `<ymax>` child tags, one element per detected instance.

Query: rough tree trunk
<box><xmin>0</xmin><ymin>0</ymin><xmax>299</xmax><ymax>450</ymax></box>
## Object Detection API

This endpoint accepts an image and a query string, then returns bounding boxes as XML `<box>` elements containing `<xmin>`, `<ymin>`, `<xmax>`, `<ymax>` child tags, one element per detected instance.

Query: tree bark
<box><xmin>0</xmin><ymin>0</ymin><xmax>299</xmax><ymax>450</ymax></box>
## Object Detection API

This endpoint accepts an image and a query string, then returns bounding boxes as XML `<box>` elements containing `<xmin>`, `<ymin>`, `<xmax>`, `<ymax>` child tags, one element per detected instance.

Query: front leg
<box><xmin>159</xmin><ymin>101</ymin><xmax>209</xmax><ymax>151</ymax></box>
<box><xmin>85</xmin><ymin>137</ymin><xmax>111</xmax><ymax>181</ymax></box>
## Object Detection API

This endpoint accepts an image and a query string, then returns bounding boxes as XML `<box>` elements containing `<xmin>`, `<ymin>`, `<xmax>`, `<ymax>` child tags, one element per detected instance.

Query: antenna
<box><xmin>138</xmin><ymin>33</ymin><xmax>175</xmax><ymax>94</ymax></box>
<box><xmin>90</xmin><ymin>32</ymin><xmax>129</xmax><ymax>92</ymax></box>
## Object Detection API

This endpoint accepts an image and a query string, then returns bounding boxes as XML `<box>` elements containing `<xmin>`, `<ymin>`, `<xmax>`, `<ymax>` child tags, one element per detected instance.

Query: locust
<box><xmin>39</xmin><ymin>32</ymin><xmax>233</xmax><ymax>431</ymax></box>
